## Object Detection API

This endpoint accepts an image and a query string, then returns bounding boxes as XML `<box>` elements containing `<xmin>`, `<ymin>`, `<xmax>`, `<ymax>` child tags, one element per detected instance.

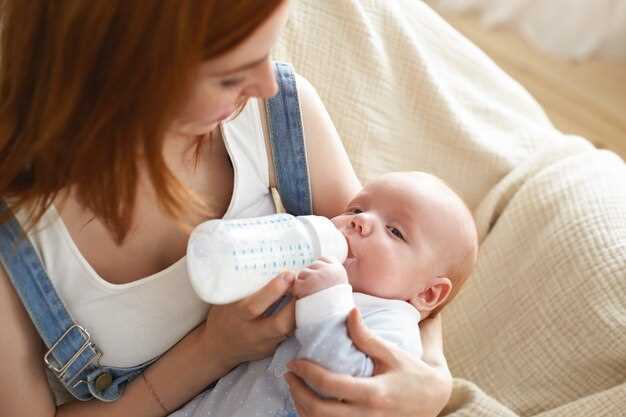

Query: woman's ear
<box><xmin>408</xmin><ymin>277</ymin><xmax>452</xmax><ymax>315</ymax></box>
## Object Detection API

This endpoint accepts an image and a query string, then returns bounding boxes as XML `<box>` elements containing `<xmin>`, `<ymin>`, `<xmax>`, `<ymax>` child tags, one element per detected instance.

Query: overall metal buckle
<box><xmin>43</xmin><ymin>324</ymin><xmax>101</xmax><ymax>380</ymax></box>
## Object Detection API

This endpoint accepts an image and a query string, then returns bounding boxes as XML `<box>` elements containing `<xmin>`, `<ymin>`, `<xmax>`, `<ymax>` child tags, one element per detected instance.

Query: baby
<box><xmin>171</xmin><ymin>171</ymin><xmax>478</xmax><ymax>417</ymax></box>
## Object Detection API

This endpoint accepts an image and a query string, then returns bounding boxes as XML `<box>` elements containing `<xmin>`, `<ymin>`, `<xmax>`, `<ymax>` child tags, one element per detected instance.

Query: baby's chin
<box><xmin>344</xmin><ymin>263</ymin><xmax>411</xmax><ymax>301</ymax></box>
<box><xmin>348</xmin><ymin>279</ymin><xmax>386</xmax><ymax>298</ymax></box>
<box><xmin>344</xmin><ymin>259</ymin><xmax>377</xmax><ymax>296</ymax></box>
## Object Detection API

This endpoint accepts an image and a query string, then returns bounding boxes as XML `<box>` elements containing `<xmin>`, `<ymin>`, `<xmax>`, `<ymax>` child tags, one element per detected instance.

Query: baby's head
<box><xmin>332</xmin><ymin>172</ymin><xmax>478</xmax><ymax>318</ymax></box>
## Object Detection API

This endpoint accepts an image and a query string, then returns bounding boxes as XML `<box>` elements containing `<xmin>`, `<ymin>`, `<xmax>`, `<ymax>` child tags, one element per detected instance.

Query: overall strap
<box><xmin>0</xmin><ymin>202</ymin><xmax>150</xmax><ymax>402</ymax></box>
<box><xmin>265</xmin><ymin>62</ymin><xmax>313</xmax><ymax>216</ymax></box>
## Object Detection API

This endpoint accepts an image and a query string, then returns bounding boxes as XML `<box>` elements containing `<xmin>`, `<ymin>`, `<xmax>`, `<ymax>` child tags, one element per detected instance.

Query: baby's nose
<box><xmin>351</xmin><ymin>214</ymin><xmax>372</xmax><ymax>236</ymax></box>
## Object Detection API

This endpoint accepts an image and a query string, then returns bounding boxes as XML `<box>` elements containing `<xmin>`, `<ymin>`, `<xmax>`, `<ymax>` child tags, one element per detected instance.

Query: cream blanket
<box><xmin>275</xmin><ymin>1</ymin><xmax>626</xmax><ymax>416</ymax></box>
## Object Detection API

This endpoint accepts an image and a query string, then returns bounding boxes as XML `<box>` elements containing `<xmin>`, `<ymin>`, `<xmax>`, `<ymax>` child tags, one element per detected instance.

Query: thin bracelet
<box><xmin>142</xmin><ymin>372</ymin><xmax>170</xmax><ymax>414</ymax></box>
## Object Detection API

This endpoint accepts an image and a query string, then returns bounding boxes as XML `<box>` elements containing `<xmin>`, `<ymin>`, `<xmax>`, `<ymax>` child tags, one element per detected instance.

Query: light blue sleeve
<box><xmin>294</xmin><ymin>285</ymin><xmax>422</xmax><ymax>379</ymax></box>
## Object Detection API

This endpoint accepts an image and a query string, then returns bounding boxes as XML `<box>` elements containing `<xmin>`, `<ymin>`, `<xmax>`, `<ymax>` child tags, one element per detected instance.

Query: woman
<box><xmin>0</xmin><ymin>1</ymin><xmax>451</xmax><ymax>416</ymax></box>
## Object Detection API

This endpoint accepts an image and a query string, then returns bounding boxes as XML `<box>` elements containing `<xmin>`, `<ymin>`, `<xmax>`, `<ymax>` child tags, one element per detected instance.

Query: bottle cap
<box><xmin>298</xmin><ymin>216</ymin><xmax>348</xmax><ymax>262</ymax></box>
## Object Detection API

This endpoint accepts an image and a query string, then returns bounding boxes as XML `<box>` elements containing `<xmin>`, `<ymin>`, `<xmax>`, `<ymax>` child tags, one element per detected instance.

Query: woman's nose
<box><xmin>350</xmin><ymin>214</ymin><xmax>372</xmax><ymax>236</ymax></box>
<box><xmin>244</xmin><ymin>60</ymin><xmax>278</xmax><ymax>99</ymax></box>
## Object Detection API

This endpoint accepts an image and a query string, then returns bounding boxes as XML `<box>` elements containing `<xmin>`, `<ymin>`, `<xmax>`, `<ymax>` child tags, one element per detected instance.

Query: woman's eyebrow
<box><xmin>211</xmin><ymin>53</ymin><xmax>270</xmax><ymax>76</ymax></box>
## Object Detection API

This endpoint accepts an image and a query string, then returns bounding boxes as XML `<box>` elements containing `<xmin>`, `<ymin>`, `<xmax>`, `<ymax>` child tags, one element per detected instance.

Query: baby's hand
<box><xmin>292</xmin><ymin>256</ymin><xmax>349</xmax><ymax>299</ymax></box>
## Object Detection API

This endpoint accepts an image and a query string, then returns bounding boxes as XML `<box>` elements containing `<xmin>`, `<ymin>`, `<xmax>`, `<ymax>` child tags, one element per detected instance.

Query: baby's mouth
<box><xmin>344</xmin><ymin>237</ymin><xmax>356</xmax><ymax>264</ymax></box>
<box><xmin>342</xmin><ymin>233</ymin><xmax>354</xmax><ymax>258</ymax></box>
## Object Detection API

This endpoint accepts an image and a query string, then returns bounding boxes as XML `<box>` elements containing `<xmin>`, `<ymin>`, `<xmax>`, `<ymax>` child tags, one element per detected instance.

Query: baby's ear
<box><xmin>408</xmin><ymin>277</ymin><xmax>452</xmax><ymax>315</ymax></box>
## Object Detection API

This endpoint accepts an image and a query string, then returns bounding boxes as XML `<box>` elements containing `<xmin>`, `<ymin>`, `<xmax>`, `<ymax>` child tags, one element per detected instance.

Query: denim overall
<box><xmin>0</xmin><ymin>62</ymin><xmax>312</xmax><ymax>402</ymax></box>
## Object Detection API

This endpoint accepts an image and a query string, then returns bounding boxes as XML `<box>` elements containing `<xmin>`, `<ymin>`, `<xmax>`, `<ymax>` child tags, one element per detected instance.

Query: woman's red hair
<box><xmin>0</xmin><ymin>0</ymin><xmax>284</xmax><ymax>242</ymax></box>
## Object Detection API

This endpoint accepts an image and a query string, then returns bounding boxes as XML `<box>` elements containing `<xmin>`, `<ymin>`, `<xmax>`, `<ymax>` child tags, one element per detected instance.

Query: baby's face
<box><xmin>331</xmin><ymin>172</ymin><xmax>469</xmax><ymax>304</ymax></box>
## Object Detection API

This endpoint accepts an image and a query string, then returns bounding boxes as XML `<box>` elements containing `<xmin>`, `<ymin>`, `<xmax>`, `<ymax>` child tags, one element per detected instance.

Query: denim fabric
<box><xmin>267</xmin><ymin>62</ymin><xmax>313</xmax><ymax>216</ymax></box>
<box><xmin>0</xmin><ymin>202</ymin><xmax>155</xmax><ymax>401</ymax></box>
<box><xmin>264</xmin><ymin>61</ymin><xmax>311</xmax><ymax>328</ymax></box>
<box><xmin>0</xmin><ymin>61</ymin><xmax>310</xmax><ymax>404</ymax></box>
<box><xmin>85</xmin><ymin>359</ymin><xmax>157</xmax><ymax>401</ymax></box>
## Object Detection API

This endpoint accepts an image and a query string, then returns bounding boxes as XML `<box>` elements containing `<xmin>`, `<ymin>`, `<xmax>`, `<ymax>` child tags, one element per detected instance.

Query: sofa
<box><xmin>274</xmin><ymin>1</ymin><xmax>626</xmax><ymax>416</ymax></box>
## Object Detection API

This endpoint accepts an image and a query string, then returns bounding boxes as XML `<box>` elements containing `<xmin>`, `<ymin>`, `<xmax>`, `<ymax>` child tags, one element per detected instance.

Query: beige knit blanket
<box><xmin>275</xmin><ymin>1</ymin><xmax>626</xmax><ymax>416</ymax></box>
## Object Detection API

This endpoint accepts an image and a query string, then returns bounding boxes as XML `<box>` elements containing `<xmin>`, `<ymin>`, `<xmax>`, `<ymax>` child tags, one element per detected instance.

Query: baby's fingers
<box><xmin>306</xmin><ymin>256</ymin><xmax>337</xmax><ymax>269</ymax></box>
<box><xmin>297</xmin><ymin>267</ymin><xmax>318</xmax><ymax>279</ymax></box>
<box><xmin>317</xmin><ymin>256</ymin><xmax>339</xmax><ymax>264</ymax></box>
<box><xmin>306</xmin><ymin>261</ymin><xmax>324</xmax><ymax>270</ymax></box>
<box><xmin>292</xmin><ymin>276</ymin><xmax>321</xmax><ymax>298</ymax></box>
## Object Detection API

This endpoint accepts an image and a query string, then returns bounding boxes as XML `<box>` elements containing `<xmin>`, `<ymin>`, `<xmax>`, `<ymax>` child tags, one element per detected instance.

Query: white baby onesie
<box><xmin>169</xmin><ymin>284</ymin><xmax>422</xmax><ymax>417</ymax></box>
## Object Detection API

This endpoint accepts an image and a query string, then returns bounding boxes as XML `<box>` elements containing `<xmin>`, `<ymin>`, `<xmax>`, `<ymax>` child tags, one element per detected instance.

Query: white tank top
<box><xmin>16</xmin><ymin>98</ymin><xmax>276</xmax><ymax>369</ymax></box>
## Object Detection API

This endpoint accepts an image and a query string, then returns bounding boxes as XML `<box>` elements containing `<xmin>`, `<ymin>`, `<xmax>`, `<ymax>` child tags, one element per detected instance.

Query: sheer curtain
<box><xmin>432</xmin><ymin>0</ymin><xmax>626</xmax><ymax>60</ymax></box>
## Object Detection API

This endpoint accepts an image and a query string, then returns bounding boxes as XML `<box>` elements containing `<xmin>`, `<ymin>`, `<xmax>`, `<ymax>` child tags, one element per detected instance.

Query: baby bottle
<box><xmin>187</xmin><ymin>213</ymin><xmax>348</xmax><ymax>304</ymax></box>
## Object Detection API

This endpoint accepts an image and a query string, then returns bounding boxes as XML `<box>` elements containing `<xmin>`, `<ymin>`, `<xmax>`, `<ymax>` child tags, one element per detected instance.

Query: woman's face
<box><xmin>170</xmin><ymin>2</ymin><xmax>289</xmax><ymax>138</ymax></box>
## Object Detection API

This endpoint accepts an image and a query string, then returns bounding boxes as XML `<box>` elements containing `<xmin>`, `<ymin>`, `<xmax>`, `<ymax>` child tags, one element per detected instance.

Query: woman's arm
<box><xmin>59</xmin><ymin>325</ymin><xmax>231</xmax><ymax>417</ymax></box>
<box><xmin>0</xmin><ymin>265</ymin><xmax>56</xmax><ymax>417</ymax></box>
<box><xmin>0</xmin><ymin>263</ymin><xmax>231</xmax><ymax>417</ymax></box>
<box><xmin>285</xmin><ymin>309</ymin><xmax>452</xmax><ymax>417</ymax></box>
<box><xmin>0</xmin><ymin>265</ymin><xmax>296</xmax><ymax>417</ymax></box>
<box><xmin>296</xmin><ymin>74</ymin><xmax>362</xmax><ymax>217</ymax></box>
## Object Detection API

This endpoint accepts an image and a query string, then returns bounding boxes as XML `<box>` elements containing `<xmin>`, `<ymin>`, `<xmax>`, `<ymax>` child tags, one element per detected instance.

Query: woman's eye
<box><xmin>387</xmin><ymin>226</ymin><xmax>405</xmax><ymax>241</ymax></box>
<box><xmin>220</xmin><ymin>78</ymin><xmax>243</xmax><ymax>88</ymax></box>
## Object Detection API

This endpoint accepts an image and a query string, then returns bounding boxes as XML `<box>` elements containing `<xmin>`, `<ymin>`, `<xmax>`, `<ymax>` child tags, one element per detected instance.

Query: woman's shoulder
<box><xmin>294</xmin><ymin>72</ymin><xmax>315</xmax><ymax>96</ymax></box>
<box><xmin>250</xmin><ymin>64</ymin><xmax>360</xmax><ymax>218</ymax></box>
<box><xmin>0</xmin><ymin>262</ymin><xmax>56</xmax><ymax>414</ymax></box>
<box><xmin>288</xmin><ymin>71</ymin><xmax>361</xmax><ymax>218</ymax></box>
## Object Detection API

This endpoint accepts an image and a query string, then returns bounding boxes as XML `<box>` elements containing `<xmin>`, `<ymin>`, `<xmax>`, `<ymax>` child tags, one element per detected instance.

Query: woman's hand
<box><xmin>285</xmin><ymin>309</ymin><xmax>452</xmax><ymax>417</ymax></box>
<box><xmin>201</xmin><ymin>271</ymin><xmax>297</xmax><ymax>369</ymax></box>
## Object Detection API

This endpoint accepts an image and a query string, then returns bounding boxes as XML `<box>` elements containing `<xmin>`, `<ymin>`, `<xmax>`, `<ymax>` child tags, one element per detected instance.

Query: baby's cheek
<box><xmin>331</xmin><ymin>215</ymin><xmax>349</xmax><ymax>229</ymax></box>
<box><xmin>358</xmin><ymin>267</ymin><xmax>390</xmax><ymax>297</ymax></box>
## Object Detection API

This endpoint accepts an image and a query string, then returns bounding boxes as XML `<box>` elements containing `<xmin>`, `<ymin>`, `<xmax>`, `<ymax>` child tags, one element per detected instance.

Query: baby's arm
<box><xmin>292</xmin><ymin>259</ymin><xmax>422</xmax><ymax>380</ymax></box>
<box><xmin>294</xmin><ymin>284</ymin><xmax>373</xmax><ymax>378</ymax></box>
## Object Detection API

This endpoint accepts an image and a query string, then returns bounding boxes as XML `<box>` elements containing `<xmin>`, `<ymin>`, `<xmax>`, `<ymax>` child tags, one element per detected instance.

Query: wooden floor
<box><xmin>426</xmin><ymin>3</ymin><xmax>626</xmax><ymax>160</ymax></box>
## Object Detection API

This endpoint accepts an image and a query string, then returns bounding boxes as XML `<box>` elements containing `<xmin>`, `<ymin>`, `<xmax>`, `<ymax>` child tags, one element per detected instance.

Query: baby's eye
<box><xmin>349</xmin><ymin>208</ymin><xmax>363</xmax><ymax>214</ymax></box>
<box><xmin>387</xmin><ymin>226</ymin><xmax>405</xmax><ymax>241</ymax></box>
<box><xmin>220</xmin><ymin>78</ymin><xmax>244</xmax><ymax>88</ymax></box>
